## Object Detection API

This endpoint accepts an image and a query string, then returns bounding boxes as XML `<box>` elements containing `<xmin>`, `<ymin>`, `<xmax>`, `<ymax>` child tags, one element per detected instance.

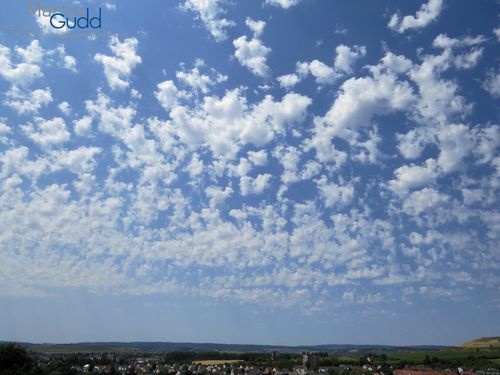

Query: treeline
<box><xmin>163</xmin><ymin>351</ymin><xmax>276</xmax><ymax>362</ymax></box>
<box><xmin>0</xmin><ymin>343</ymin><xmax>77</xmax><ymax>375</ymax></box>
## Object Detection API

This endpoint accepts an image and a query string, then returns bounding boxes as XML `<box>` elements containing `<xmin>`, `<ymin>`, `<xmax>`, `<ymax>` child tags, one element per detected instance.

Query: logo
<box><xmin>50</xmin><ymin>8</ymin><xmax>101</xmax><ymax>29</ymax></box>
<box><xmin>28</xmin><ymin>2</ymin><xmax>102</xmax><ymax>30</ymax></box>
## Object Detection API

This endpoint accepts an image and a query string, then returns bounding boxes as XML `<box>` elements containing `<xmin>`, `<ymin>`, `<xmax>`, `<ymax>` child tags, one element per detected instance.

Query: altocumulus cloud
<box><xmin>0</xmin><ymin>1</ymin><xmax>498</xmax><ymax>340</ymax></box>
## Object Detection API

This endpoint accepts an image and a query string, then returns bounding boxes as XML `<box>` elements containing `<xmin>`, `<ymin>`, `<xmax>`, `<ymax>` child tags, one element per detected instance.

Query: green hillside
<box><xmin>462</xmin><ymin>337</ymin><xmax>500</xmax><ymax>349</ymax></box>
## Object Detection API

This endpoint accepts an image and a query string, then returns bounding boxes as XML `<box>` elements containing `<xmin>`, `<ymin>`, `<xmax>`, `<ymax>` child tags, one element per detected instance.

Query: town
<box><xmin>1</xmin><ymin>339</ymin><xmax>499</xmax><ymax>375</ymax></box>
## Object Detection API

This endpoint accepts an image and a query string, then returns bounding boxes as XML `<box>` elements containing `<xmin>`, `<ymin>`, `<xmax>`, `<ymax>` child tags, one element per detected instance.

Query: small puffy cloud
<box><xmin>397</xmin><ymin>127</ymin><xmax>433</xmax><ymax>160</ymax></box>
<box><xmin>437</xmin><ymin>124</ymin><xmax>473</xmax><ymax>173</ymax></box>
<box><xmin>73</xmin><ymin>116</ymin><xmax>93</xmax><ymax>136</ymax></box>
<box><xmin>63</xmin><ymin>55</ymin><xmax>77</xmax><ymax>72</ymax></box>
<box><xmin>472</xmin><ymin>125</ymin><xmax>499</xmax><ymax>165</ymax></box>
<box><xmin>0</xmin><ymin>119</ymin><xmax>11</xmax><ymax>144</ymax></box>
<box><xmin>233</xmin><ymin>19</ymin><xmax>271</xmax><ymax>78</ymax></box>
<box><xmin>155</xmin><ymin>80</ymin><xmax>179</xmax><ymax>111</ymax></box>
<box><xmin>187</xmin><ymin>152</ymin><xmax>204</xmax><ymax>177</ymax></box>
<box><xmin>240</xmin><ymin>173</ymin><xmax>272</xmax><ymax>196</ymax></box>
<box><xmin>248</xmin><ymin>150</ymin><xmax>268</xmax><ymax>166</ymax></box>
<box><xmin>307</xmin><ymin>60</ymin><xmax>336</xmax><ymax>84</ymax></box>
<box><xmin>182</xmin><ymin>0</ymin><xmax>235</xmax><ymax>42</ymax></box>
<box><xmin>316</xmin><ymin>176</ymin><xmax>354</xmax><ymax>208</ymax></box>
<box><xmin>334</xmin><ymin>44</ymin><xmax>366</xmax><ymax>74</ymax></box>
<box><xmin>278</xmin><ymin>44</ymin><xmax>366</xmax><ymax>90</ymax></box>
<box><xmin>51</xmin><ymin>45</ymin><xmax>78</xmax><ymax>72</ymax></box>
<box><xmin>176</xmin><ymin>59</ymin><xmax>227</xmax><ymax>94</ymax></box>
<box><xmin>265</xmin><ymin>0</ymin><xmax>301</xmax><ymax>8</ymax></box>
<box><xmin>389</xmin><ymin>159</ymin><xmax>439</xmax><ymax>196</ymax></box>
<box><xmin>388</xmin><ymin>0</ymin><xmax>443</xmax><ymax>33</ymax></box>
<box><xmin>51</xmin><ymin>147</ymin><xmax>102</xmax><ymax>174</ymax></box>
<box><xmin>4</xmin><ymin>86</ymin><xmax>52</xmax><ymax>114</ymax></box>
<box><xmin>0</xmin><ymin>43</ymin><xmax>43</xmax><ymax>86</ymax></box>
<box><xmin>22</xmin><ymin>117</ymin><xmax>70</xmax><ymax>149</ymax></box>
<box><xmin>103</xmin><ymin>2</ymin><xmax>116</xmax><ymax>10</ymax></box>
<box><xmin>94</xmin><ymin>35</ymin><xmax>142</xmax><ymax>91</ymax></box>
<box><xmin>277</xmin><ymin>73</ymin><xmax>301</xmax><ymax>89</ymax></box>
<box><xmin>483</xmin><ymin>69</ymin><xmax>500</xmax><ymax>98</ymax></box>
<box><xmin>15</xmin><ymin>40</ymin><xmax>44</xmax><ymax>64</ymax></box>
<box><xmin>246</xmin><ymin>18</ymin><xmax>266</xmax><ymax>37</ymax></box>
<box><xmin>494</xmin><ymin>28</ymin><xmax>500</xmax><ymax>42</ymax></box>
<box><xmin>402</xmin><ymin>188</ymin><xmax>448</xmax><ymax>215</ymax></box>
<box><xmin>205</xmin><ymin>185</ymin><xmax>233</xmax><ymax>206</ymax></box>
<box><xmin>58</xmin><ymin>101</ymin><xmax>71</xmax><ymax>116</ymax></box>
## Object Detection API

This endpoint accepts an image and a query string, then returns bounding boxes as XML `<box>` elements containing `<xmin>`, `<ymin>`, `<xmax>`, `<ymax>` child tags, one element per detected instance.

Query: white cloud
<box><xmin>432</xmin><ymin>34</ymin><xmax>485</xmax><ymax>49</ymax></box>
<box><xmin>494</xmin><ymin>28</ymin><xmax>500</xmax><ymax>42</ymax></box>
<box><xmin>389</xmin><ymin>158</ymin><xmax>439</xmax><ymax>196</ymax></box>
<box><xmin>273</xmin><ymin>145</ymin><xmax>301</xmax><ymax>187</ymax></box>
<box><xmin>0</xmin><ymin>119</ymin><xmax>11</xmax><ymax>144</ymax></box>
<box><xmin>15</xmin><ymin>40</ymin><xmax>44</xmax><ymax>64</ymax></box>
<box><xmin>4</xmin><ymin>86</ymin><xmax>52</xmax><ymax>114</ymax></box>
<box><xmin>50</xmin><ymin>147</ymin><xmax>102</xmax><ymax>174</ymax></box>
<box><xmin>245</xmin><ymin>18</ymin><xmax>266</xmax><ymax>37</ymax></box>
<box><xmin>277</xmin><ymin>44</ymin><xmax>366</xmax><ymax>90</ymax></box>
<box><xmin>73</xmin><ymin>116</ymin><xmax>93</xmax><ymax>136</ymax></box>
<box><xmin>397</xmin><ymin>127</ymin><xmax>434</xmax><ymax>160</ymax></box>
<box><xmin>63</xmin><ymin>55</ymin><xmax>77</xmax><ymax>72</ymax></box>
<box><xmin>233</xmin><ymin>19</ymin><xmax>271</xmax><ymax>78</ymax></box>
<box><xmin>104</xmin><ymin>2</ymin><xmax>116</xmax><ymax>10</ymax></box>
<box><xmin>277</xmin><ymin>73</ymin><xmax>301</xmax><ymax>89</ymax></box>
<box><xmin>472</xmin><ymin>125</ymin><xmax>500</xmax><ymax>165</ymax></box>
<box><xmin>182</xmin><ymin>0</ymin><xmax>235</xmax><ymax>42</ymax></box>
<box><xmin>187</xmin><ymin>152</ymin><xmax>204</xmax><ymax>177</ymax></box>
<box><xmin>163</xmin><ymin>88</ymin><xmax>310</xmax><ymax>159</ymax></box>
<box><xmin>306</xmin><ymin>59</ymin><xmax>336</xmax><ymax>84</ymax></box>
<box><xmin>53</xmin><ymin>45</ymin><xmax>78</xmax><ymax>72</ymax></box>
<box><xmin>58</xmin><ymin>101</ymin><xmax>71</xmax><ymax>116</ymax></box>
<box><xmin>436</xmin><ymin>123</ymin><xmax>473</xmax><ymax>173</ymax></box>
<box><xmin>205</xmin><ymin>185</ymin><xmax>233</xmax><ymax>206</ymax></box>
<box><xmin>402</xmin><ymin>188</ymin><xmax>448</xmax><ymax>215</ymax></box>
<box><xmin>334</xmin><ymin>44</ymin><xmax>366</xmax><ymax>74</ymax></box>
<box><xmin>0</xmin><ymin>43</ymin><xmax>43</xmax><ymax>86</ymax></box>
<box><xmin>409</xmin><ymin>40</ymin><xmax>473</xmax><ymax>125</ymax></box>
<box><xmin>176</xmin><ymin>59</ymin><xmax>227</xmax><ymax>94</ymax></box>
<box><xmin>155</xmin><ymin>80</ymin><xmax>180</xmax><ymax>111</ymax></box>
<box><xmin>94</xmin><ymin>35</ymin><xmax>142</xmax><ymax>91</ymax></box>
<box><xmin>388</xmin><ymin>0</ymin><xmax>443</xmax><ymax>33</ymax></box>
<box><xmin>240</xmin><ymin>173</ymin><xmax>272</xmax><ymax>196</ymax></box>
<box><xmin>452</xmin><ymin>48</ymin><xmax>483</xmax><ymax>69</ymax></box>
<box><xmin>247</xmin><ymin>150</ymin><xmax>268</xmax><ymax>166</ymax></box>
<box><xmin>316</xmin><ymin>176</ymin><xmax>354</xmax><ymax>208</ymax></box>
<box><xmin>483</xmin><ymin>69</ymin><xmax>500</xmax><ymax>98</ymax></box>
<box><xmin>310</xmin><ymin>54</ymin><xmax>415</xmax><ymax>162</ymax></box>
<box><xmin>265</xmin><ymin>0</ymin><xmax>301</xmax><ymax>8</ymax></box>
<box><xmin>22</xmin><ymin>117</ymin><xmax>70</xmax><ymax>149</ymax></box>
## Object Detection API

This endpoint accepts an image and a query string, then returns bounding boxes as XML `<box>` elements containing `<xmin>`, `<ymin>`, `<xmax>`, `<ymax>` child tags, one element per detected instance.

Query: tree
<box><xmin>0</xmin><ymin>343</ymin><xmax>37</xmax><ymax>375</ymax></box>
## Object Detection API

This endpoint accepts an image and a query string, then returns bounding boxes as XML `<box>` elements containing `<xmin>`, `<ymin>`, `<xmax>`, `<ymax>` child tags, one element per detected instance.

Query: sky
<box><xmin>0</xmin><ymin>0</ymin><xmax>499</xmax><ymax>346</ymax></box>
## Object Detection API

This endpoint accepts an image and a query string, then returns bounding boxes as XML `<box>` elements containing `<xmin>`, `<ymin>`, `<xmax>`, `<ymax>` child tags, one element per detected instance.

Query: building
<box><xmin>302</xmin><ymin>352</ymin><xmax>319</xmax><ymax>371</ymax></box>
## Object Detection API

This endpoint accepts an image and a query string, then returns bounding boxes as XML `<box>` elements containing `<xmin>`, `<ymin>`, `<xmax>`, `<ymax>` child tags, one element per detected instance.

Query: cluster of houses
<box><xmin>53</xmin><ymin>351</ymin><xmax>500</xmax><ymax>375</ymax></box>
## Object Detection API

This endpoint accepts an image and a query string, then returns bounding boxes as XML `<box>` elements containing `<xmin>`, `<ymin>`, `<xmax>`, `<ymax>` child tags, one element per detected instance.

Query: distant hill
<box><xmin>461</xmin><ymin>337</ymin><xmax>500</xmax><ymax>349</ymax></box>
<box><xmin>2</xmin><ymin>341</ymin><xmax>451</xmax><ymax>354</ymax></box>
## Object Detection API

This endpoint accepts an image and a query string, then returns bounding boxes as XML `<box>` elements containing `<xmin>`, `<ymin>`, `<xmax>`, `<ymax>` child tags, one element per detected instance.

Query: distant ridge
<box><xmin>4</xmin><ymin>341</ymin><xmax>452</xmax><ymax>353</ymax></box>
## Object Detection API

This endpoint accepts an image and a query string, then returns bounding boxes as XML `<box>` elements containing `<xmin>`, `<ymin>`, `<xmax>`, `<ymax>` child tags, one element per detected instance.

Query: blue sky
<box><xmin>0</xmin><ymin>0</ymin><xmax>499</xmax><ymax>346</ymax></box>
